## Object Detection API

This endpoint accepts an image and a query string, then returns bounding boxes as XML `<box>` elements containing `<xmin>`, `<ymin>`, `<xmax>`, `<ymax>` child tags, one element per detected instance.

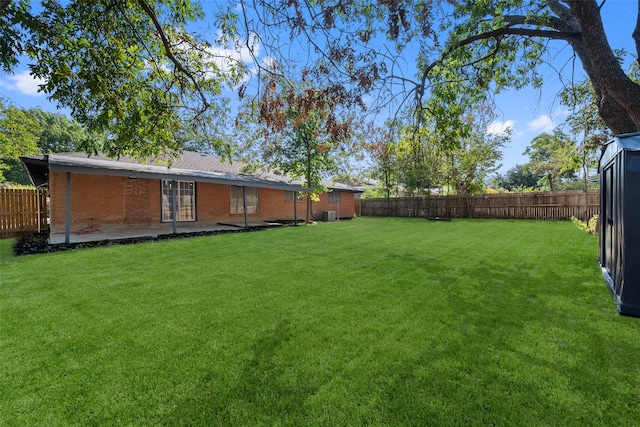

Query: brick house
<box><xmin>20</xmin><ymin>151</ymin><xmax>361</xmax><ymax>243</ymax></box>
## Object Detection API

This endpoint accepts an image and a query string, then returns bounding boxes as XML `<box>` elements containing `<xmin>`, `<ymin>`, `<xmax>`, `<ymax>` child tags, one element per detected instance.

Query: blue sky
<box><xmin>0</xmin><ymin>1</ymin><xmax>636</xmax><ymax>174</ymax></box>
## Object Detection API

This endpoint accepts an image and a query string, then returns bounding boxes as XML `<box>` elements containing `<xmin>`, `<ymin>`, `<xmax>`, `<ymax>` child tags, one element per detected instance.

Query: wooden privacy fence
<box><xmin>360</xmin><ymin>190</ymin><xmax>600</xmax><ymax>221</ymax></box>
<box><xmin>0</xmin><ymin>188</ymin><xmax>48</xmax><ymax>238</ymax></box>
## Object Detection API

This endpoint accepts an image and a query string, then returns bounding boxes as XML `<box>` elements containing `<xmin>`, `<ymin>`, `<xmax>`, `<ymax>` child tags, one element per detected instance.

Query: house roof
<box><xmin>20</xmin><ymin>151</ymin><xmax>363</xmax><ymax>193</ymax></box>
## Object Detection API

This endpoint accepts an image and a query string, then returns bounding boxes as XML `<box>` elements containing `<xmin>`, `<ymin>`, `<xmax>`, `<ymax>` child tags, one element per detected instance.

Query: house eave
<box><xmin>40</xmin><ymin>154</ymin><xmax>311</xmax><ymax>193</ymax></box>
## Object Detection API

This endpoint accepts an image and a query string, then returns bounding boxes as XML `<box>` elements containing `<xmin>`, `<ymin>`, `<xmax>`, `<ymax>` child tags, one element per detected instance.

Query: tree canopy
<box><xmin>0</xmin><ymin>101</ymin><xmax>97</xmax><ymax>183</ymax></box>
<box><xmin>524</xmin><ymin>130</ymin><xmax>577</xmax><ymax>191</ymax></box>
<box><xmin>1</xmin><ymin>0</ymin><xmax>245</xmax><ymax>160</ymax></box>
<box><xmin>2</xmin><ymin>0</ymin><xmax>638</xmax><ymax>164</ymax></box>
<box><xmin>231</xmin><ymin>0</ymin><xmax>639</xmax><ymax>138</ymax></box>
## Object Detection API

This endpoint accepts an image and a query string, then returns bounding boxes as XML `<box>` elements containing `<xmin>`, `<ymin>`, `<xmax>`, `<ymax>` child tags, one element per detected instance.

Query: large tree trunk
<box><xmin>568</xmin><ymin>1</ymin><xmax>640</xmax><ymax>134</ymax></box>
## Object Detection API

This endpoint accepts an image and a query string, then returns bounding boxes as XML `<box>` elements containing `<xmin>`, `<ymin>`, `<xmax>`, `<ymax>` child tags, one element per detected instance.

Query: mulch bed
<box><xmin>13</xmin><ymin>227</ymin><xmax>264</xmax><ymax>256</ymax></box>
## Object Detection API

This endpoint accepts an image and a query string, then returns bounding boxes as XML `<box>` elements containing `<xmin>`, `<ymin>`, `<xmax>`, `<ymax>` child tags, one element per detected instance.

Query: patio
<box><xmin>48</xmin><ymin>221</ymin><xmax>284</xmax><ymax>244</ymax></box>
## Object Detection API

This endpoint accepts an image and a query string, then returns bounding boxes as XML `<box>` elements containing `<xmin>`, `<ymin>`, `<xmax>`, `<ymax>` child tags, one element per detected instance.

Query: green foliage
<box><xmin>571</xmin><ymin>214</ymin><xmax>598</xmax><ymax>235</ymax></box>
<box><xmin>524</xmin><ymin>130</ymin><xmax>579</xmax><ymax>192</ymax></box>
<box><xmin>0</xmin><ymin>0</ymin><xmax>29</xmax><ymax>72</ymax></box>
<box><xmin>366</xmin><ymin>122</ymin><xmax>401</xmax><ymax>200</ymax></box>
<box><xmin>493</xmin><ymin>164</ymin><xmax>543</xmax><ymax>192</ymax></box>
<box><xmin>4</xmin><ymin>0</ymin><xmax>243</xmax><ymax>160</ymax></box>
<box><xmin>242</xmin><ymin>76</ymin><xmax>354</xmax><ymax>222</ymax></box>
<box><xmin>0</xmin><ymin>102</ymin><xmax>100</xmax><ymax>183</ymax></box>
<box><xmin>24</xmin><ymin>108</ymin><xmax>95</xmax><ymax>153</ymax></box>
<box><xmin>447</xmin><ymin>110</ymin><xmax>509</xmax><ymax>196</ymax></box>
<box><xmin>395</xmin><ymin>127</ymin><xmax>442</xmax><ymax>195</ymax></box>
<box><xmin>0</xmin><ymin>102</ymin><xmax>40</xmax><ymax>182</ymax></box>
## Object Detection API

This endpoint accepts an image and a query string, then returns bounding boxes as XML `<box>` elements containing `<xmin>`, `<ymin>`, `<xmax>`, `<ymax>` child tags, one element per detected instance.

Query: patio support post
<box><xmin>65</xmin><ymin>172</ymin><xmax>71</xmax><ymax>244</ymax></box>
<box><xmin>293</xmin><ymin>191</ymin><xmax>298</xmax><ymax>226</ymax></box>
<box><xmin>242</xmin><ymin>186</ymin><xmax>249</xmax><ymax>230</ymax></box>
<box><xmin>171</xmin><ymin>180</ymin><xmax>177</xmax><ymax>234</ymax></box>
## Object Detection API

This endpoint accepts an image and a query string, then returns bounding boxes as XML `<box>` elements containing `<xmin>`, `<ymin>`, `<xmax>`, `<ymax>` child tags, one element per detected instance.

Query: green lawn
<box><xmin>1</xmin><ymin>218</ymin><xmax>637</xmax><ymax>425</ymax></box>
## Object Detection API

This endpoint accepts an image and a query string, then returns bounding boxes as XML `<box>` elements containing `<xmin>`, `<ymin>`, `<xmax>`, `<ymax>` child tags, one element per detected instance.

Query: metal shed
<box><xmin>598</xmin><ymin>132</ymin><xmax>640</xmax><ymax>316</ymax></box>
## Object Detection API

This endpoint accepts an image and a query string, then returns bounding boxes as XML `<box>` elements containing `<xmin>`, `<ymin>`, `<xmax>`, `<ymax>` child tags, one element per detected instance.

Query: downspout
<box><xmin>242</xmin><ymin>186</ymin><xmax>249</xmax><ymax>230</ymax></box>
<box><xmin>293</xmin><ymin>191</ymin><xmax>298</xmax><ymax>226</ymax></box>
<box><xmin>171</xmin><ymin>180</ymin><xmax>177</xmax><ymax>234</ymax></box>
<box><xmin>65</xmin><ymin>172</ymin><xmax>71</xmax><ymax>244</ymax></box>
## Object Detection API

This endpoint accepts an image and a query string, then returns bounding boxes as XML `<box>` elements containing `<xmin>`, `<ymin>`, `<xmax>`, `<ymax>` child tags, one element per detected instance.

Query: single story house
<box><xmin>20</xmin><ymin>151</ymin><xmax>362</xmax><ymax>244</ymax></box>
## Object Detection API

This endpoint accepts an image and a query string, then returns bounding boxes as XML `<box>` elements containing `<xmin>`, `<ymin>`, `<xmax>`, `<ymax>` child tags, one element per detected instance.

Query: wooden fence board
<box><xmin>360</xmin><ymin>190</ymin><xmax>599</xmax><ymax>221</ymax></box>
<box><xmin>0</xmin><ymin>188</ymin><xmax>48</xmax><ymax>239</ymax></box>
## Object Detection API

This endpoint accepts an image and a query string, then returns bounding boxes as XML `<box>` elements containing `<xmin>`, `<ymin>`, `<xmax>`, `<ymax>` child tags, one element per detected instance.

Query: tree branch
<box><xmin>634</xmin><ymin>0</ymin><xmax>640</xmax><ymax>60</ymax></box>
<box><xmin>135</xmin><ymin>0</ymin><xmax>210</xmax><ymax>111</ymax></box>
<box><xmin>0</xmin><ymin>0</ymin><xmax>10</xmax><ymax>15</ymax></box>
<box><xmin>414</xmin><ymin>25</ymin><xmax>580</xmax><ymax>109</ymax></box>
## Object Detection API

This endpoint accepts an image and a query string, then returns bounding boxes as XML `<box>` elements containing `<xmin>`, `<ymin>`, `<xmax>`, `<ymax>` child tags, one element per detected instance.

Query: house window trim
<box><xmin>230</xmin><ymin>186</ymin><xmax>259</xmax><ymax>214</ymax></box>
<box><xmin>285</xmin><ymin>190</ymin><xmax>298</xmax><ymax>202</ymax></box>
<box><xmin>328</xmin><ymin>191</ymin><xmax>342</xmax><ymax>203</ymax></box>
<box><xmin>161</xmin><ymin>180</ymin><xmax>196</xmax><ymax>222</ymax></box>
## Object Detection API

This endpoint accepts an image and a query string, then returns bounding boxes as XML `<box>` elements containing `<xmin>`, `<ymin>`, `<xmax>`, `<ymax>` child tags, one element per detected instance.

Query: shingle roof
<box><xmin>21</xmin><ymin>151</ymin><xmax>362</xmax><ymax>193</ymax></box>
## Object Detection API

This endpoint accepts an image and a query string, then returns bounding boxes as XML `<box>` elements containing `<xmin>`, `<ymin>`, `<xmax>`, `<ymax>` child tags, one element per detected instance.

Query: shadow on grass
<box><xmin>164</xmin><ymin>318</ymin><xmax>320</xmax><ymax>425</ymax></box>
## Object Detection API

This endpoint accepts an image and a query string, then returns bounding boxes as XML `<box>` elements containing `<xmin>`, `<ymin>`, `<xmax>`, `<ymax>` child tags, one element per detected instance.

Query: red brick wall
<box><xmin>49</xmin><ymin>172</ymin><xmax>316</xmax><ymax>232</ymax></box>
<box><xmin>196</xmin><ymin>182</ymin><xmax>231</xmax><ymax>221</ymax></box>
<box><xmin>311</xmin><ymin>191</ymin><xmax>356</xmax><ymax>219</ymax></box>
<box><xmin>50</xmin><ymin>171</ymin><xmax>122</xmax><ymax>233</ymax></box>
<box><xmin>124</xmin><ymin>178</ymin><xmax>151</xmax><ymax>224</ymax></box>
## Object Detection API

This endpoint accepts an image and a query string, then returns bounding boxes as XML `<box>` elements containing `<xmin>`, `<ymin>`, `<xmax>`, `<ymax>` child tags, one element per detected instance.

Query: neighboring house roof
<box><xmin>20</xmin><ymin>151</ymin><xmax>362</xmax><ymax>193</ymax></box>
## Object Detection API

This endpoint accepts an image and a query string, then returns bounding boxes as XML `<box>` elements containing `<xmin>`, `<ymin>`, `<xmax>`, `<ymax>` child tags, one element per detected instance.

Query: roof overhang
<box><xmin>20</xmin><ymin>155</ymin><xmax>49</xmax><ymax>188</ymax></box>
<box><xmin>21</xmin><ymin>154</ymin><xmax>311</xmax><ymax>193</ymax></box>
<box><xmin>599</xmin><ymin>132</ymin><xmax>640</xmax><ymax>170</ymax></box>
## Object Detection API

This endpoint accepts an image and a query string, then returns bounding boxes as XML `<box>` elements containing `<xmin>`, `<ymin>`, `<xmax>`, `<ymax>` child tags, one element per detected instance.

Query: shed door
<box><xmin>603</xmin><ymin>165</ymin><xmax>614</xmax><ymax>275</ymax></box>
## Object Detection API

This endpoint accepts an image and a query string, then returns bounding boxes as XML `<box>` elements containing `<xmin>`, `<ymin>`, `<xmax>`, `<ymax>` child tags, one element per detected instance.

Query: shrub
<box><xmin>571</xmin><ymin>214</ymin><xmax>598</xmax><ymax>234</ymax></box>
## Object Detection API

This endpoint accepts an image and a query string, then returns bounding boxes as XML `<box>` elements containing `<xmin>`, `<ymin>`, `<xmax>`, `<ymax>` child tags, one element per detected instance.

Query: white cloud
<box><xmin>527</xmin><ymin>114</ymin><xmax>555</xmax><ymax>132</ymax></box>
<box><xmin>486</xmin><ymin>120</ymin><xmax>514</xmax><ymax>136</ymax></box>
<box><xmin>0</xmin><ymin>71</ymin><xmax>45</xmax><ymax>96</ymax></box>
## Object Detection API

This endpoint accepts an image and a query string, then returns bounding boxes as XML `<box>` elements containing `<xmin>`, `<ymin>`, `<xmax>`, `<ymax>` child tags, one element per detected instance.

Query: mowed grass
<box><xmin>1</xmin><ymin>217</ymin><xmax>638</xmax><ymax>425</ymax></box>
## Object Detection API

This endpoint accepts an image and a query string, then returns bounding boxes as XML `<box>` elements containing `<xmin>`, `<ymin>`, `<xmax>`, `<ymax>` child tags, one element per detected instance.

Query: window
<box><xmin>162</xmin><ymin>180</ymin><xmax>195</xmax><ymax>222</ymax></box>
<box><xmin>231</xmin><ymin>186</ymin><xmax>258</xmax><ymax>214</ymax></box>
<box><xmin>285</xmin><ymin>190</ymin><xmax>297</xmax><ymax>201</ymax></box>
<box><xmin>328</xmin><ymin>191</ymin><xmax>342</xmax><ymax>202</ymax></box>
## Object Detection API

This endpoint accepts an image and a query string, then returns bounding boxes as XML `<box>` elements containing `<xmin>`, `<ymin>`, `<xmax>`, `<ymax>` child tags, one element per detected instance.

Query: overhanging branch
<box><xmin>415</xmin><ymin>25</ymin><xmax>580</xmax><ymax>107</ymax></box>
<box><xmin>135</xmin><ymin>0</ymin><xmax>210</xmax><ymax>112</ymax></box>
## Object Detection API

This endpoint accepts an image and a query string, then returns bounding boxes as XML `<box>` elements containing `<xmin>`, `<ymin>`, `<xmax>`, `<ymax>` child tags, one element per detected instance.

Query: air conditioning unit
<box><xmin>322</xmin><ymin>210</ymin><xmax>336</xmax><ymax>221</ymax></box>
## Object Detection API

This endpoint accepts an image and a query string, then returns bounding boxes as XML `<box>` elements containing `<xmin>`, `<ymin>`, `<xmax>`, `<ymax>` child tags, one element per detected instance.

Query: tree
<box><xmin>524</xmin><ymin>130</ymin><xmax>578</xmax><ymax>192</ymax></box>
<box><xmin>448</xmin><ymin>128</ymin><xmax>508</xmax><ymax>211</ymax></box>
<box><xmin>495</xmin><ymin>164</ymin><xmax>543</xmax><ymax>192</ymax></box>
<box><xmin>5</xmin><ymin>1</ymin><xmax>640</xmax><ymax>159</ymax></box>
<box><xmin>0</xmin><ymin>104</ymin><xmax>99</xmax><ymax>184</ymax></box>
<box><xmin>230</xmin><ymin>1</ymin><xmax>640</xmax><ymax>140</ymax></box>
<box><xmin>24</xmin><ymin>108</ymin><xmax>96</xmax><ymax>154</ymax></box>
<box><xmin>246</xmin><ymin>75</ymin><xmax>353</xmax><ymax>224</ymax></box>
<box><xmin>366</xmin><ymin>122</ymin><xmax>400</xmax><ymax>210</ymax></box>
<box><xmin>1</xmin><ymin>0</ymin><xmax>244</xmax><ymax>159</ymax></box>
<box><xmin>448</xmin><ymin>110</ymin><xmax>509</xmax><ymax>199</ymax></box>
<box><xmin>560</xmin><ymin>78</ymin><xmax>611</xmax><ymax>193</ymax></box>
<box><xmin>396</xmin><ymin>126</ymin><xmax>446</xmax><ymax>196</ymax></box>
<box><xmin>0</xmin><ymin>101</ymin><xmax>40</xmax><ymax>183</ymax></box>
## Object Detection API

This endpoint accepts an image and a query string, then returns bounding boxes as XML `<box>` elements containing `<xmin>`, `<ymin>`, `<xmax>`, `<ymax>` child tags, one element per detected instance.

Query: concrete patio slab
<box><xmin>48</xmin><ymin>222</ymin><xmax>248</xmax><ymax>244</ymax></box>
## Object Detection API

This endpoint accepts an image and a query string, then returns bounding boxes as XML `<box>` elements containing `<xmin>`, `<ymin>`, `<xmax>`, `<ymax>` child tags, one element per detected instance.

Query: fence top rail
<box><xmin>362</xmin><ymin>190</ymin><xmax>599</xmax><ymax>201</ymax></box>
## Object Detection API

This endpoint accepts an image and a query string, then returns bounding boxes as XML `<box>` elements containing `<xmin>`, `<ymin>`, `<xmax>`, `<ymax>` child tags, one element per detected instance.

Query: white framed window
<box><xmin>231</xmin><ymin>186</ymin><xmax>258</xmax><ymax>214</ymax></box>
<box><xmin>285</xmin><ymin>190</ymin><xmax>297</xmax><ymax>201</ymax></box>
<box><xmin>162</xmin><ymin>180</ymin><xmax>195</xmax><ymax>222</ymax></box>
<box><xmin>328</xmin><ymin>191</ymin><xmax>342</xmax><ymax>202</ymax></box>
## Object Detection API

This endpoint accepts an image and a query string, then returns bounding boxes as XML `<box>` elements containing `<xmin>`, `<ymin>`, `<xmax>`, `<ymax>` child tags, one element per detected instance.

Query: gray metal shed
<box><xmin>598</xmin><ymin>132</ymin><xmax>640</xmax><ymax>316</ymax></box>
